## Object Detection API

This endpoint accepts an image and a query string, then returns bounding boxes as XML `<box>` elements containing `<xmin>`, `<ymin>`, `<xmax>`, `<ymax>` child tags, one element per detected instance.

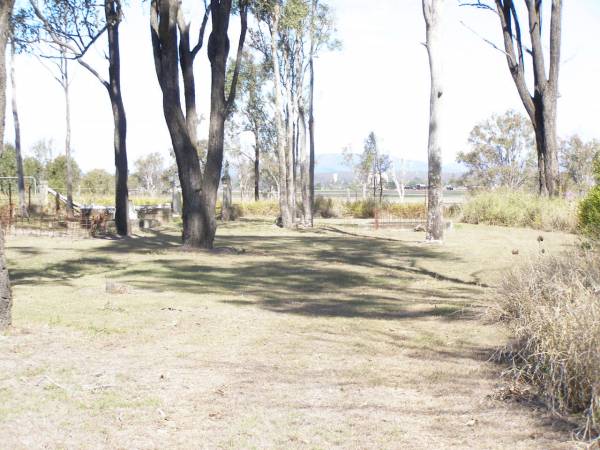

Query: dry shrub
<box><xmin>343</xmin><ymin>200</ymin><xmax>427</xmax><ymax>219</ymax></box>
<box><xmin>495</xmin><ymin>249</ymin><xmax>600</xmax><ymax>440</ymax></box>
<box><xmin>238</xmin><ymin>200</ymin><xmax>280</xmax><ymax>217</ymax></box>
<box><xmin>314</xmin><ymin>196</ymin><xmax>342</xmax><ymax>218</ymax></box>
<box><xmin>461</xmin><ymin>189</ymin><xmax>577</xmax><ymax>232</ymax></box>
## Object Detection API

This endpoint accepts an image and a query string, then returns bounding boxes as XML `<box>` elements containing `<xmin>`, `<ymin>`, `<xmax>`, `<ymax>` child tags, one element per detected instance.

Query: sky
<box><xmin>5</xmin><ymin>0</ymin><xmax>600</xmax><ymax>173</ymax></box>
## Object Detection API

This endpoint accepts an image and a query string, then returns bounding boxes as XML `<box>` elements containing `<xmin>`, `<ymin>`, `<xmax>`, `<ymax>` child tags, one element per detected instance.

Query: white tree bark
<box><xmin>423</xmin><ymin>0</ymin><xmax>444</xmax><ymax>241</ymax></box>
<box><xmin>270</xmin><ymin>4</ymin><xmax>292</xmax><ymax>227</ymax></box>
<box><xmin>390</xmin><ymin>160</ymin><xmax>405</xmax><ymax>203</ymax></box>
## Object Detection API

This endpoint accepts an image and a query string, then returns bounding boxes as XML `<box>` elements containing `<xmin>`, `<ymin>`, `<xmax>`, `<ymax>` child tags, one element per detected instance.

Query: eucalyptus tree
<box><xmin>151</xmin><ymin>0</ymin><xmax>247</xmax><ymax>248</ymax></box>
<box><xmin>465</xmin><ymin>0</ymin><xmax>563</xmax><ymax>196</ymax></box>
<box><xmin>251</xmin><ymin>0</ymin><xmax>337</xmax><ymax>227</ymax></box>
<box><xmin>230</xmin><ymin>51</ymin><xmax>274</xmax><ymax>201</ymax></box>
<box><xmin>457</xmin><ymin>110</ymin><xmax>536</xmax><ymax>189</ymax></box>
<box><xmin>25</xmin><ymin>0</ymin><xmax>131</xmax><ymax>233</ymax></box>
<box><xmin>423</xmin><ymin>0</ymin><xmax>444</xmax><ymax>241</ymax></box>
<box><xmin>0</xmin><ymin>0</ymin><xmax>14</xmax><ymax>332</ymax></box>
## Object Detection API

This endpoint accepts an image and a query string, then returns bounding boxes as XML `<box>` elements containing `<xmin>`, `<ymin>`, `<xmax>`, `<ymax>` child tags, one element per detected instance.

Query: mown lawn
<box><xmin>0</xmin><ymin>219</ymin><xmax>580</xmax><ymax>449</ymax></box>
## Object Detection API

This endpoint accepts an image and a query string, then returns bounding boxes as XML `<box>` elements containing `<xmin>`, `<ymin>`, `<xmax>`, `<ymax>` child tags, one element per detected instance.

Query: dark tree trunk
<box><xmin>151</xmin><ymin>0</ymin><xmax>206</xmax><ymax>247</ymax></box>
<box><xmin>493</xmin><ymin>0</ymin><xmax>562</xmax><ymax>196</ymax></box>
<box><xmin>106</xmin><ymin>0</ymin><xmax>130</xmax><ymax>236</ymax></box>
<box><xmin>151</xmin><ymin>0</ymin><xmax>246</xmax><ymax>248</ymax></box>
<box><xmin>0</xmin><ymin>0</ymin><xmax>14</xmax><ymax>331</ymax></box>
<box><xmin>10</xmin><ymin>42</ymin><xmax>27</xmax><ymax>217</ymax></box>
<box><xmin>203</xmin><ymin>2</ymin><xmax>231</xmax><ymax>248</ymax></box>
<box><xmin>204</xmin><ymin>0</ymin><xmax>247</xmax><ymax>247</ymax></box>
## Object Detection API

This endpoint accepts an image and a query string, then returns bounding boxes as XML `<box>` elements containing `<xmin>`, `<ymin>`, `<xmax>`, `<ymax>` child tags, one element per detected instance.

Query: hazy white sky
<box><xmin>5</xmin><ymin>0</ymin><xmax>600</xmax><ymax>173</ymax></box>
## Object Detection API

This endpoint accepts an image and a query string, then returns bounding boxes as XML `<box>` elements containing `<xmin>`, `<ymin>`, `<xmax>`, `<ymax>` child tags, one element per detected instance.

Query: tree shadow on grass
<box><xmin>10</xmin><ymin>256</ymin><xmax>124</xmax><ymax>287</ymax></box>
<box><xmin>111</xmin><ymin>229</ymin><xmax>485</xmax><ymax>322</ymax></box>
<box><xmin>10</xmin><ymin>226</ymin><xmax>487</xmax><ymax>322</ymax></box>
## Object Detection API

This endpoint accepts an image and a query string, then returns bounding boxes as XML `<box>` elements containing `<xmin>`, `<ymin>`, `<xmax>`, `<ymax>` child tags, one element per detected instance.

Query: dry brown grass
<box><xmin>0</xmin><ymin>221</ymin><xmax>585</xmax><ymax>448</ymax></box>
<box><xmin>494</xmin><ymin>248</ymin><xmax>600</xmax><ymax>442</ymax></box>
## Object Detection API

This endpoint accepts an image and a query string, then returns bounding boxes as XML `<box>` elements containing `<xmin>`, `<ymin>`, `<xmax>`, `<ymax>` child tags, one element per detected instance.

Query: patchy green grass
<box><xmin>0</xmin><ymin>220</ymin><xmax>580</xmax><ymax>448</ymax></box>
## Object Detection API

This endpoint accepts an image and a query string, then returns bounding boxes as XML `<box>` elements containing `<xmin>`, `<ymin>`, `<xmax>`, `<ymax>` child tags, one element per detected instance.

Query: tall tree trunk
<box><xmin>298</xmin><ymin>106</ymin><xmax>311</xmax><ymax>225</ymax></box>
<box><xmin>0</xmin><ymin>0</ymin><xmax>14</xmax><ymax>332</ymax></box>
<box><xmin>203</xmin><ymin>0</ymin><xmax>246</xmax><ymax>248</ymax></box>
<box><xmin>106</xmin><ymin>0</ymin><xmax>129</xmax><ymax>236</ymax></box>
<box><xmin>10</xmin><ymin>42</ymin><xmax>26</xmax><ymax>217</ymax></box>
<box><xmin>203</xmin><ymin>2</ymin><xmax>230</xmax><ymax>248</ymax></box>
<box><xmin>0</xmin><ymin>0</ymin><xmax>12</xmax><ymax>158</ymax></box>
<box><xmin>283</xmin><ymin>48</ymin><xmax>296</xmax><ymax>224</ymax></box>
<box><xmin>151</xmin><ymin>0</ymin><xmax>205</xmax><ymax>247</ymax></box>
<box><xmin>308</xmin><ymin>0</ymin><xmax>317</xmax><ymax>226</ymax></box>
<box><xmin>270</xmin><ymin>4</ymin><xmax>292</xmax><ymax>227</ymax></box>
<box><xmin>423</xmin><ymin>0</ymin><xmax>444</xmax><ymax>241</ymax></box>
<box><xmin>62</xmin><ymin>55</ymin><xmax>74</xmax><ymax>218</ymax></box>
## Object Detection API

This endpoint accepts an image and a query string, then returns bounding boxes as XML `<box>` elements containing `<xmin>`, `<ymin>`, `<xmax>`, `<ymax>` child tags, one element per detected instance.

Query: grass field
<box><xmin>0</xmin><ymin>220</ymin><xmax>582</xmax><ymax>448</ymax></box>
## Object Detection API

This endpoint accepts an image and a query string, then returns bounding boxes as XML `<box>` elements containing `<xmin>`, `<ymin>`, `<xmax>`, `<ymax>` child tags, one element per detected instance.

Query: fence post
<box><xmin>39</xmin><ymin>180</ymin><xmax>49</xmax><ymax>211</ymax></box>
<box><xmin>8</xmin><ymin>184</ymin><xmax>12</xmax><ymax>221</ymax></box>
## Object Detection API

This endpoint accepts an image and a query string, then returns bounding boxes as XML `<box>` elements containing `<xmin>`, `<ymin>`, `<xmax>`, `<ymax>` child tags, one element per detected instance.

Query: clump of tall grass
<box><xmin>494</xmin><ymin>249</ymin><xmax>600</xmax><ymax>440</ymax></box>
<box><xmin>234</xmin><ymin>198</ymin><xmax>430</xmax><ymax>220</ymax></box>
<box><xmin>343</xmin><ymin>199</ymin><xmax>427</xmax><ymax>219</ymax></box>
<box><xmin>461</xmin><ymin>189</ymin><xmax>577</xmax><ymax>232</ymax></box>
<box><xmin>76</xmin><ymin>195</ymin><xmax>171</xmax><ymax>207</ymax></box>
<box><xmin>237</xmin><ymin>200</ymin><xmax>280</xmax><ymax>217</ymax></box>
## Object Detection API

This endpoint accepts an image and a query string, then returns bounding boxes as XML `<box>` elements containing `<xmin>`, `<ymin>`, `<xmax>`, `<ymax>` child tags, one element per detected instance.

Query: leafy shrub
<box><xmin>461</xmin><ymin>189</ymin><xmax>577</xmax><ymax>232</ymax></box>
<box><xmin>495</xmin><ymin>250</ymin><xmax>600</xmax><ymax>440</ymax></box>
<box><xmin>579</xmin><ymin>186</ymin><xmax>600</xmax><ymax>239</ymax></box>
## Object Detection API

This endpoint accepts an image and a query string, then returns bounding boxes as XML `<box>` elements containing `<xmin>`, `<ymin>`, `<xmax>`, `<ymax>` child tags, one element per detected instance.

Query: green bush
<box><xmin>461</xmin><ymin>189</ymin><xmax>577</xmax><ymax>232</ymax></box>
<box><xmin>578</xmin><ymin>186</ymin><xmax>600</xmax><ymax>238</ymax></box>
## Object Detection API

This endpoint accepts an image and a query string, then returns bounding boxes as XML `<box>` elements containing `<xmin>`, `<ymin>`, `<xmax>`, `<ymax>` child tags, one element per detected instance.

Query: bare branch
<box><xmin>191</xmin><ymin>1</ymin><xmax>211</xmax><ymax>58</ymax></box>
<box><xmin>459</xmin><ymin>20</ymin><xmax>510</xmax><ymax>57</ymax></box>
<box><xmin>77</xmin><ymin>58</ymin><xmax>108</xmax><ymax>88</ymax></box>
<box><xmin>226</xmin><ymin>0</ymin><xmax>248</xmax><ymax>113</ymax></box>
<box><xmin>459</xmin><ymin>1</ymin><xmax>495</xmax><ymax>11</ymax></box>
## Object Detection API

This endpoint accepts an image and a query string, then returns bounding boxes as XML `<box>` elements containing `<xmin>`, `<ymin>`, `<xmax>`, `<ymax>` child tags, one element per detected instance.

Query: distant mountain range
<box><xmin>315</xmin><ymin>153</ymin><xmax>466</xmax><ymax>175</ymax></box>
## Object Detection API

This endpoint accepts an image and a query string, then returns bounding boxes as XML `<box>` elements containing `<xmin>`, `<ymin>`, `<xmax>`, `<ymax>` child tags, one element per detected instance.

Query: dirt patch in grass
<box><xmin>0</xmin><ymin>221</ymin><xmax>582</xmax><ymax>448</ymax></box>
